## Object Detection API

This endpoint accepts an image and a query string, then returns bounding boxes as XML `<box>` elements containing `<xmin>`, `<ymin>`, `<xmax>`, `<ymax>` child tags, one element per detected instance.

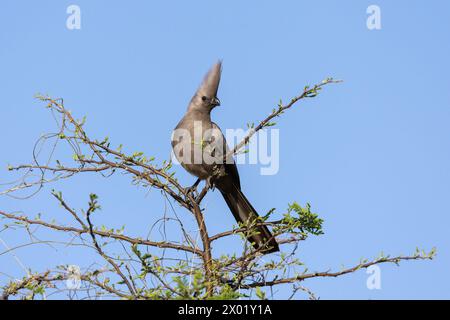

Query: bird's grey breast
<box><xmin>171</xmin><ymin>117</ymin><xmax>229</xmax><ymax>180</ymax></box>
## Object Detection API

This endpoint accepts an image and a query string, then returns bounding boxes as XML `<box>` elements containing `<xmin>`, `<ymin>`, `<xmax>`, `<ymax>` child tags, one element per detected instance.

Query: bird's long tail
<box><xmin>219</xmin><ymin>186</ymin><xmax>279</xmax><ymax>254</ymax></box>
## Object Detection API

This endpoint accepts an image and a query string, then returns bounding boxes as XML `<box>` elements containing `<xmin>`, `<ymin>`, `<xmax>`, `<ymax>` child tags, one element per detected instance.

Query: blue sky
<box><xmin>0</xmin><ymin>1</ymin><xmax>449</xmax><ymax>299</ymax></box>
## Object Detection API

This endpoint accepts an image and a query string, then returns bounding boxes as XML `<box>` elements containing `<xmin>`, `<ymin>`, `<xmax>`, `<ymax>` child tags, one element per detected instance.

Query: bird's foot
<box><xmin>184</xmin><ymin>178</ymin><xmax>201</xmax><ymax>197</ymax></box>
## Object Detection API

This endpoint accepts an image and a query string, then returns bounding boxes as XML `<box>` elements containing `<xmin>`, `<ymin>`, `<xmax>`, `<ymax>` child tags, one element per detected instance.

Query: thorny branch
<box><xmin>0</xmin><ymin>78</ymin><xmax>436</xmax><ymax>299</ymax></box>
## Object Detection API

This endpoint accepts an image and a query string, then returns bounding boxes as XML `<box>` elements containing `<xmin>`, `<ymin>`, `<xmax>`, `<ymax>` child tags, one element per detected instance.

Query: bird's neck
<box><xmin>187</xmin><ymin>108</ymin><xmax>212</xmax><ymax>122</ymax></box>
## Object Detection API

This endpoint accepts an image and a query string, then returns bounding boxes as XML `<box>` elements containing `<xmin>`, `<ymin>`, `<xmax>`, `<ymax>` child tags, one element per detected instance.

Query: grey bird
<box><xmin>171</xmin><ymin>61</ymin><xmax>279</xmax><ymax>254</ymax></box>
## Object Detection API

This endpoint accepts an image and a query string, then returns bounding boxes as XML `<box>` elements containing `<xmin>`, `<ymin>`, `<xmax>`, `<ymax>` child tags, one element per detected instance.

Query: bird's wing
<box><xmin>210</xmin><ymin>122</ymin><xmax>241</xmax><ymax>189</ymax></box>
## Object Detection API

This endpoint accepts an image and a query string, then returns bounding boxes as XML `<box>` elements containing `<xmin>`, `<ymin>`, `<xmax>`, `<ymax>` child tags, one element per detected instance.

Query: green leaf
<box><xmin>255</xmin><ymin>287</ymin><xmax>266</xmax><ymax>300</ymax></box>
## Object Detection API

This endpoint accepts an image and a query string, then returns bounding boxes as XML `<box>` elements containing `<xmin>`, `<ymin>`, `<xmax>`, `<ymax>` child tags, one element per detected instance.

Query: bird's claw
<box><xmin>185</xmin><ymin>186</ymin><xmax>198</xmax><ymax>197</ymax></box>
<box><xmin>184</xmin><ymin>178</ymin><xmax>201</xmax><ymax>197</ymax></box>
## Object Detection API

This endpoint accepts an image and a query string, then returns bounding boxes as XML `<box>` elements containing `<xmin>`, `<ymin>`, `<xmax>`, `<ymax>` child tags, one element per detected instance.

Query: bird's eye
<box><xmin>201</xmin><ymin>96</ymin><xmax>208</xmax><ymax>101</ymax></box>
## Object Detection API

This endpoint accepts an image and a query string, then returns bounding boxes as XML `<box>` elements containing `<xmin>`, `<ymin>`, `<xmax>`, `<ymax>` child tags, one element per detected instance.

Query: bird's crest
<box><xmin>196</xmin><ymin>61</ymin><xmax>222</xmax><ymax>99</ymax></box>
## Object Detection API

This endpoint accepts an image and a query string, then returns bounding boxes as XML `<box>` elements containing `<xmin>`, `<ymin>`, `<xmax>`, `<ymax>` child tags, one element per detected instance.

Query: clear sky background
<box><xmin>0</xmin><ymin>1</ymin><xmax>449</xmax><ymax>299</ymax></box>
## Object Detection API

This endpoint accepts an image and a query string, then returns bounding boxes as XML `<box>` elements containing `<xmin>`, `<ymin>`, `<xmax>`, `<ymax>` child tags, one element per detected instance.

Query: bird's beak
<box><xmin>211</xmin><ymin>97</ymin><xmax>221</xmax><ymax>107</ymax></box>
